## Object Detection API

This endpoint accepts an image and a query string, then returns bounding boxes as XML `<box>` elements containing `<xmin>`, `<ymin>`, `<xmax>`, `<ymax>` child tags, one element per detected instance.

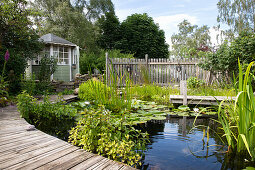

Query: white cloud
<box><xmin>154</xmin><ymin>14</ymin><xmax>199</xmax><ymax>46</ymax></box>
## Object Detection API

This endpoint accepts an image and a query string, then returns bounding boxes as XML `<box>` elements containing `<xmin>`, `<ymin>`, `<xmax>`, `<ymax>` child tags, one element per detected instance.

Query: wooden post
<box><xmin>105</xmin><ymin>52</ymin><xmax>109</xmax><ymax>85</ymax></box>
<box><xmin>145</xmin><ymin>54</ymin><xmax>149</xmax><ymax>84</ymax></box>
<box><xmin>180</xmin><ymin>80</ymin><xmax>187</xmax><ymax>105</ymax></box>
<box><xmin>145</xmin><ymin>54</ymin><xmax>148</xmax><ymax>66</ymax></box>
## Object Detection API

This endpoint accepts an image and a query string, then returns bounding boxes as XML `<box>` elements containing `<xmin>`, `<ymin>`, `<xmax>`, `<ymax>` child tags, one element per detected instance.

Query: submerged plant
<box><xmin>218</xmin><ymin>60</ymin><xmax>255</xmax><ymax>160</ymax></box>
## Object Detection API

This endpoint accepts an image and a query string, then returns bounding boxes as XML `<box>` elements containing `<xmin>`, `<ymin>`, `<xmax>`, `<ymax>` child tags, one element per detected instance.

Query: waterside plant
<box><xmin>69</xmin><ymin>107</ymin><xmax>149</xmax><ymax>167</ymax></box>
<box><xmin>218</xmin><ymin>60</ymin><xmax>255</xmax><ymax>160</ymax></box>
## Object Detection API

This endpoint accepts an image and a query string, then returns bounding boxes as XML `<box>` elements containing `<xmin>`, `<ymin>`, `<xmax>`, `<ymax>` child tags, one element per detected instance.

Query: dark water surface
<box><xmin>139</xmin><ymin>116</ymin><xmax>253</xmax><ymax>170</ymax></box>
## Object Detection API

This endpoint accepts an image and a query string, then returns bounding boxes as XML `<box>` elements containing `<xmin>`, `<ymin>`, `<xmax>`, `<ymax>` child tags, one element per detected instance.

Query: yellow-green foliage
<box><xmin>132</xmin><ymin>84</ymin><xmax>179</xmax><ymax>104</ymax></box>
<box><xmin>78</xmin><ymin>79</ymin><xmax>109</xmax><ymax>102</ymax></box>
<box><xmin>69</xmin><ymin>107</ymin><xmax>148</xmax><ymax>167</ymax></box>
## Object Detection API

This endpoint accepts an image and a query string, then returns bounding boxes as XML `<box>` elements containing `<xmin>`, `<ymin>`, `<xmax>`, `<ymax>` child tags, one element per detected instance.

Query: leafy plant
<box><xmin>0</xmin><ymin>50</ymin><xmax>10</xmax><ymax>106</ymax></box>
<box><xmin>78</xmin><ymin>71</ymin><xmax>133</xmax><ymax>113</ymax></box>
<box><xmin>17</xmin><ymin>91</ymin><xmax>77</xmax><ymax>139</ymax></box>
<box><xmin>21</xmin><ymin>74</ymin><xmax>37</xmax><ymax>96</ymax></box>
<box><xmin>78</xmin><ymin>78</ymin><xmax>109</xmax><ymax>102</ymax></box>
<box><xmin>69</xmin><ymin>107</ymin><xmax>149</xmax><ymax>167</ymax></box>
<box><xmin>218</xmin><ymin>60</ymin><xmax>255</xmax><ymax>160</ymax></box>
<box><xmin>132</xmin><ymin>84</ymin><xmax>179</xmax><ymax>105</ymax></box>
<box><xmin>187</xmin><ymin>76</ymin><xmax>204</xmax><ymax>88</ymax></box>
<box><xmin>38</xmin><ymin>56</ymin><xmax>57</xmax><ymax>82</ymax></box>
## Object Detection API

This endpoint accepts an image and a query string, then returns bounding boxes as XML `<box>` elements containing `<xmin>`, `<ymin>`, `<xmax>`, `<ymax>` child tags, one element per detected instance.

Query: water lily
<box><xmin>193</xmin><ymin>108</ymin><xmax>199</xmax><ymax>113</ymax></box>
<box><xmin>84</xmin><ymin>101</ymin><xmax>90</xmax><ymax>105</ymax></box>
<box><xmin>4</xmin><ymin>50</ymin><xmax>10</xmax><ymax>61</ymax></box>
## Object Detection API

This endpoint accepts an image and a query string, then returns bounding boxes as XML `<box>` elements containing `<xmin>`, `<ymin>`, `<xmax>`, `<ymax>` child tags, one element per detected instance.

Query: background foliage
<box><xmin>0</xmin><ymin>0</ymin><xmax>42</xmax><ymax>94</ymax></box>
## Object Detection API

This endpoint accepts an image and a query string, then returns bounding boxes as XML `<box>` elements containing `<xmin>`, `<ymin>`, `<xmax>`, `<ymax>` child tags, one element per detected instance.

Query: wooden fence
<box><xmin>106</xmin><ymin>54</ymin><xmax>216</xmax><ymax>86</ymax></box>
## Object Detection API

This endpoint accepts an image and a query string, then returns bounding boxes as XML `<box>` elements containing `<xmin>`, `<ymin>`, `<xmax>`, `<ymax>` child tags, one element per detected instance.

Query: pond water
<box><xmin>32</xmin><ymin>110</ymin><xmax>255</xmax><ymax>170</ymax></box>
<box><xmin>138</xmin><ymin>116</ymin><xmax>254</xmax><ymax>170</ymax></box>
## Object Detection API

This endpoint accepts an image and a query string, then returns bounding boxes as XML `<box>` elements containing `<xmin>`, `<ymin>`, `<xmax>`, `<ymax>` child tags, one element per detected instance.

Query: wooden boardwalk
<box><xmin>170</xmin><ymin>95</ymin><xmax>236</xmax><ymax>105</ymax></box>
<box><xmin>0</xmin><ymin>95</ymin><xmax>136</xmax><ymax>170</ymax></box>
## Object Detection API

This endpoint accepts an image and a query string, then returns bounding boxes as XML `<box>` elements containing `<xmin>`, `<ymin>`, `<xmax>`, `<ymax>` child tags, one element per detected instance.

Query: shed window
<box><xmin>72</xmin><ymin>48</ymin><xmax>77</xmax><ymax>64</ymax></box>
<box><xmin>33</xmin><ymin>46</ymin><xmax>50</xmax><ymax>65</ymax></box>
<box><xmin>53</xmin><ymin>46</ymin><xmax>69</xmax><ymax>65</ymax></box>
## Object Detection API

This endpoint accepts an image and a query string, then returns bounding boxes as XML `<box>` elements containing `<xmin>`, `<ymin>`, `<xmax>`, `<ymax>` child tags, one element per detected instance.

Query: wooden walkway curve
<box><xmin>0</xmin><ymin>95</ymin><xmax>136</xmax><ymax>170</ymax></box>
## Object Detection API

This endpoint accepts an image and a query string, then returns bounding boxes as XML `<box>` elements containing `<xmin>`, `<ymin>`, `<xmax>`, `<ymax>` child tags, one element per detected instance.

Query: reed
<box><xmin>218</xmin><ymin>60</ymin><xmax>255</xmax><ymax>160</ymax></box>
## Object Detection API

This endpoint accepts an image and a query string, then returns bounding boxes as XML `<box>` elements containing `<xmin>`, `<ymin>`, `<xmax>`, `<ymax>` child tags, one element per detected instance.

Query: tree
<box><xmin>0</xmin><ymin>0</ymin><xmax>42</xmax><ymax>94</ymax></box>
<box><xmin>32</xmin><ymin>0</ymin><xmax>114</xmax><ymax>52</ymax></box>
<box><xmin>200</xmin><ymin>31</ymin><xmax>255</xmax><ymax>80</ymax></box>
<box><xmin>116</xmin><ymin>13</ymin><xmax>169</xmax><ymax>59</ymax></box>
<box><xmin>217</xmin><ymin>0</ymin><xmax>255</xmax><ymax>33</ymax></box>
<box><xmin>171</xmin><ymin>20</ymin><xmax>211</xmax><ymax>58</ymax></box>
<box><xmin>97</xmin><ymin>12</ymin><xmax>120</xmax><ymax>50</ymax></box>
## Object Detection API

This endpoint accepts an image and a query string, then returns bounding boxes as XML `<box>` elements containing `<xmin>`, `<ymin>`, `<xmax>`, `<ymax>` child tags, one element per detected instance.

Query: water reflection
<box><xmin>139</xmin><ymin>116</ymin><xmax>227</xmax><ymax>170</ymax></box>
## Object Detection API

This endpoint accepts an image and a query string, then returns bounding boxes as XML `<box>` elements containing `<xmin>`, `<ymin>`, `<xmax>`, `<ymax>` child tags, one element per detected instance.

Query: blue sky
<box><xmin>111</xmin><ymin>0</ymin><xmax>220</xmax><ymax>46</ymax></box>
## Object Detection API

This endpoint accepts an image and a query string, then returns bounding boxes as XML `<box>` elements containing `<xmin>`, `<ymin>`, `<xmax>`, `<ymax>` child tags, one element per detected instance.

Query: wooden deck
<box><xmin>170</xmin><ymin>95</ymin><xmax>236</xmax><ymax>105</ymax></box>
<box><xmin>0</xmin><ymin>95</ymin><xmax>136</xmax><ymax>170</ymax></box>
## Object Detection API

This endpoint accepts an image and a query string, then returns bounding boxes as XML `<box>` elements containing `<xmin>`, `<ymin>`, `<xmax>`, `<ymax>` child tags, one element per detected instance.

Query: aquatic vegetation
<box><xmin>218</xmin><ymin>61</ymin><xmax>255</xmax><ymax>160</ymax></box>
<box><xmin>78</xmin><ymin>73</ymin><xmax>132</xmax><ymax>113</ymax></box>
<box><xmin>69</xmin><ymin>107</ymin><xmax>149</xmax><ymax>167</ymax></box>
<box><xmin>132</xmin><ymin>84</ymin><xmax>179</xmax><ymax>105</ymax></box>
<box><xmin>169</xmin><ymin>105</ymin><xmax>217</xmax><ymax>117</ymax></box>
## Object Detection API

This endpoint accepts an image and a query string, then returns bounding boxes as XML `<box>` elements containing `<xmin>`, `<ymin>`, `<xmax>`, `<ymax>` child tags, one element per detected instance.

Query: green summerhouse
<box><xmin>27</xmin><ymin>33</ymin><xmax>80</xmax><ymax>82</ymax></box>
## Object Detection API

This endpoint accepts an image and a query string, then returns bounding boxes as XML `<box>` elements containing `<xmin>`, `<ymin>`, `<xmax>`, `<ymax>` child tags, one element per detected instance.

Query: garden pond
<box><xmin>30</xmin><ymin>100</ymin><xmax>255</xmax><ymax>170</ymax></box>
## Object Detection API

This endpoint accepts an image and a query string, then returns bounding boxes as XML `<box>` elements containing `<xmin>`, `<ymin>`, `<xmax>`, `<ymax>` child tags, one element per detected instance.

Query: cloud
<box><xmin>154</xmin><ymin>14</ymin><xmax>199</xmax><ymax>45</ymax></box>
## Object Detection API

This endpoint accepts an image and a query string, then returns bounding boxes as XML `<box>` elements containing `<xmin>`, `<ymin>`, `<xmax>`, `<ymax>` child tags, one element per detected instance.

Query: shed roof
<box><xmin>39</xmin><ymin>33</ymin><xmax>76</xmax><ymax>46</ymax></box>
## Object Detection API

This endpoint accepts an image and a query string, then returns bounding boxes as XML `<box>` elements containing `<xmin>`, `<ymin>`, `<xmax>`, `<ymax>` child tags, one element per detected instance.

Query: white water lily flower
<box><xmin>84</xmin><ymin>101</ymin><xmax>90</xmax><ymax>105</ymax></box>
<box><xmin>193</xmin><ymin>108</ymin><xmax>199</xmax><ymax>113</ymax></box>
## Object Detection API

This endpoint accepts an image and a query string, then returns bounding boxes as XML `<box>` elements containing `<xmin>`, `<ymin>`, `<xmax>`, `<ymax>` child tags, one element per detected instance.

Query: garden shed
<box><xmin>27</xmin><ymin>33</ymin><xmax>80</xmax><ymax>82</ymax></box>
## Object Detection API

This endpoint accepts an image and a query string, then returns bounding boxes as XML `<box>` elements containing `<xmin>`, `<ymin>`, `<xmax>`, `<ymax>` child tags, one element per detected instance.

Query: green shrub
<box><xmin>187</xmin><ymin>77</ymin><xmax>204</xmax><ymax>88</ymax></box>
<box><xmin>17</xmin><ymin>92</ymin><xmax>77</xmax><ymax>139</ymax></box>
<box><xmin>69</xmin><ymin>107</ymin><xmax>149</xmax><ymax>167</ymax></box>
<box><xmin>17</xmin><ymin>92</ymin><xmax>77</xmax><ymax>121</ymax></box>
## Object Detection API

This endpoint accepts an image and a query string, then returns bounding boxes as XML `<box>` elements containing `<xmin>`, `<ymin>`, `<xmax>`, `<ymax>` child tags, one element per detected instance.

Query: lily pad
<box><xmin>178</xmin><ymin>105</ymin><xmax>190</xmax><ymax>111</ymax></box>
<box><xmin>152</xmin><ymin>116</ymin><xmax>167</xmax><ymax>120</ymax></box>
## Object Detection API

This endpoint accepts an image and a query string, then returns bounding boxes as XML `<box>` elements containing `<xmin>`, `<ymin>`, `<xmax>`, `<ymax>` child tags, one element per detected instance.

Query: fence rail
<box><xmin>106</xmin><ymin>54</ymin><xmax>215</xmax><ymax>86</ymax></box>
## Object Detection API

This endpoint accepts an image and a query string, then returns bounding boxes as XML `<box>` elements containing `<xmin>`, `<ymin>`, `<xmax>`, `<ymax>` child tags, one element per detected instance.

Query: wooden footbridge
<box><xmin>0</xmin><ymin>95</ymin><xmax>135</xmax><ymax>170</ymax></box>
<box><xmin>170</xmin><ymin>95</ymin><xmax>236</xmax><ymax>105</ymax></box>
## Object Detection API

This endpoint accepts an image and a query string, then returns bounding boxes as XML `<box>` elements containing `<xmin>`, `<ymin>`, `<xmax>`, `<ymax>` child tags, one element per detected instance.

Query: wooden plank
<box><xmin>36</xmin><ymin>150</ymin><xmax>94</xmax><ymax>170</ymax></box>
<box><xmin>0</xmin><ymin>136</ymin><xmax>57</xmax><ymax>161</ymax></box>
<box><xmin>86</xmin><ymin>157</ymin><xmax>111</xmax><ymax>170</ymax></box>
<box><xmin>0</xmin><ymin>131</ymin><xmax>45</xmax><ymax>148</ymax></box>
<box><xmin>0</xmin><ymin>140</ymin><xmax>67</xmax><ymax>169</ymax></box>
<box><xmin>103</xmin><ymin>161</ymin><xmax>124</xmax><ymax>170</ymax></box>
<box><xmin>12</xmin><ymin>145</ymin><xmax>78</xmax><ymax>170</ymax></box>
<box><xmin>69</xmin><ymin>155</ymin><xmax>104</xmax><ymax>170</ymax></box>
<box><xmin>5</xmin><ymin>144</ymin><xmax>71</xmax><ymax>170</ymax></box>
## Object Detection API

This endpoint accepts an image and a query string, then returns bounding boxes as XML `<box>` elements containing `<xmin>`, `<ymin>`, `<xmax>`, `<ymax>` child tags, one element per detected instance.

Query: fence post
<box><xmin>105</xmin><ymin>52</ymin><xmax>109</xmax><ymax>85</ymax></box>
<box><xmin>180</xmin><ymin>80</ymin><xmax>187</xmax><ymax>105</ymax></box>
<box><xmin>145</xmin><ymin>54</ymin><xmax>148</xmax><ymax>66</ymax></box>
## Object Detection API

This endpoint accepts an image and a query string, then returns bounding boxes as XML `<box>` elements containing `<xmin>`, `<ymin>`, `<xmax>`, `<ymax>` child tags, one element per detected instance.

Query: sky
<box><xmin>111</xmin><ymin>0</ymin><xmax>221</xmax><ymax>47</ymax></box>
